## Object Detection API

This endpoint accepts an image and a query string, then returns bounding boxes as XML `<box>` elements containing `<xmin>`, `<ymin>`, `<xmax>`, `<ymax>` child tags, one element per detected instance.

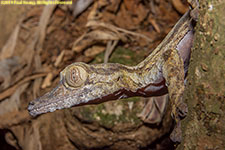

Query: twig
<box><xmin>87</xmin><ymin>20</ymin><xmax>153</xmax><ymax>42</ymax></box>
<box><xmin>104</xmin><ymin>40</ymin><xmax>119</xmax><ymax>63</ymax></box>
<box><xmin>0</xmin><ymin>73</ymin><xmax>47</xmax><ymax>101</ymax></box>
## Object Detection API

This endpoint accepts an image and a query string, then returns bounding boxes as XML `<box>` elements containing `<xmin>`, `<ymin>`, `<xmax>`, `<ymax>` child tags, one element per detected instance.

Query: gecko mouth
<box><xmin>28</xmin><ymin>98</ymin><xmax>63</xmax><ymax>117</ymax></box>
<box><xmin>27</xmin><ymin>80</ymin><xmax>114</xmax><ymax>117</ymax></box>
<box><xmin>28</xmin><ymin>95</ymin><xmax>61</xmax><ymax>117</ymax></box>
<box><xmin>27</xmin><ymin>81</ymin><xmax>75</xmax><ymax>117</ymax></box>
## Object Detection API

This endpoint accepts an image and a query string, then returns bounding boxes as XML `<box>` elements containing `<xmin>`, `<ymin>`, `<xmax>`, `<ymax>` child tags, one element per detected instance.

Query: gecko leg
<box><xmin>162</xmin><ymin>48</ymin><xmax>188</xmax><ymax>142</ymax></box>
<box><xmin>138</xmin><ymin>94</ymin><xmax>169</xmax><ymax>124</ymax></box>
<box><xmin>188</xmin><ymin>0</ymin><xmax>199</xmax><ymax>21</ymax></box>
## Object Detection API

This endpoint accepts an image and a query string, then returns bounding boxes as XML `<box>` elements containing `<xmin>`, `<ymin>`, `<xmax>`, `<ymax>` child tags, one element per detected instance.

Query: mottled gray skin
<box><xmin>28</xmin><ymin>4</ymin><xmax>197</xmax><ymax>142</ymax></box>
<box><xmin>28</xmin><ymin>10</ymin><xmax>194</xmax><ymax>116</ymax></box>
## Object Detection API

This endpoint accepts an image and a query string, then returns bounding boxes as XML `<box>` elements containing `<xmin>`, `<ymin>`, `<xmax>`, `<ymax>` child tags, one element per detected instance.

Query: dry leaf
<box><xmin>86</xmin><ymin>20</ymin><xmax>152</xmax><ymax>42</ymax></box>
<box><xmin>33</xmin><ymin>54</ymin><xmax>43</xmax><ymax>98</ymax></box>
<box><xmin>5</xmin><ymin>131</ymin><xmax>20</xmax><ymax>149</ymax></box>
<box><xmin>71</xmin><ymin>0</ymin><xmax>94</xmax><ymax>18</ymax></box>
<box><xmin>72</xmin><ymin>30</ymin><xmax>119</xmax><ymax>53</ymax></box>
<box><xmin>104</xmin><ymin>40</ymin><xmax>118</xmax><ymax>63</ymax></box>
<box><xmin>0</xmin><ymin>73</ymin><xmax>47</xmax><ymax>101</ymax></box>
<box><xmin>0</xmin><ymin>83</ymin><xmax>28</xmax><ymax>116</ymax></box>
<box><xmin>149</xmin><ymin>18</ymin><xmax>161</xmax><ymax>33</ymax></box>
<box><xmin>0</xmin><ymin>56</ymin><xmax>22</xmax><ymax>89</ymax></box>
<box><xmin>0</xmin><ymin>19</ymin><xmax>22</xmax><ymax>61</ymax></box>
<box><xmin>54</xmin><ymin>50</ymin><xmax>65</xmax><ymax>67</ymax></box>
<box><xmin>84</xmin><ymin>45</ymin><xmax>105</xmax><ymax>57</ymax></box>
<box><xmin>36</xmin><ymin>5</ymin><xmax>57</xmax><ymax>52</ymax></box>
<box><xmin>0</xmin><ymin>110</ymin><xmax>30</xmax><ymax>128</ymax></box>
<box><xmin>41</xmin><ymin>73</ymin><xmax>53</xmax><ymax>89</ymax></box>
<box><xmin>172</xmin><ymin>0</ymin><xmax>189</xmax><ymax>14</ymax></box>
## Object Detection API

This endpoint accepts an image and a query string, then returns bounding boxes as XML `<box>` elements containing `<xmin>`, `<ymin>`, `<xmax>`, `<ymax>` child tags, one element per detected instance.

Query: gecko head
<box><xmin>28</xmin><ymin>62</ymin><xmax>123</xmax><ymax>117</ymax></box>
<box><xmin>28</xmin><ymin>62</ymin><xmax>89</xmax><ymax>117</ymax></box>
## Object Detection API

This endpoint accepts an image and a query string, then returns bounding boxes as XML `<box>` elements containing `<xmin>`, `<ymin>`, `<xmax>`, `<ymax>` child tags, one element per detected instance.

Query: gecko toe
<box><xmin>170</xmin><ymin>121</ymin><xmax>182</xmax><ymax>143</ymax></box>
<box><xmin>178</xmin><ymin>103</ymin><xmax>188</xmax><ymax>118</ymax></box>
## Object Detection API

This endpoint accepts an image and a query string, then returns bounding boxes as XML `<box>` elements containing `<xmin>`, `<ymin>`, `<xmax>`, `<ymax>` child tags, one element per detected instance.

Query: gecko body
<box><xmin>28</xmin><ymin>0</ymin><xmax>198</xmax><ymax>142</ymax></box>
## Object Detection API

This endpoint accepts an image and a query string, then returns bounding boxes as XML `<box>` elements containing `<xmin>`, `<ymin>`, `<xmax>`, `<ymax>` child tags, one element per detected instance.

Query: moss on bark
<box><xmin>179</xmin><ymin>1</ymin><xmax>225</xmax><ymax>149</ymax></box>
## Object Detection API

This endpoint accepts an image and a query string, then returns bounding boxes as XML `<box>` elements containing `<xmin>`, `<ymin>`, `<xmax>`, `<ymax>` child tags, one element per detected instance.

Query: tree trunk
<box><xmin>179</xmin><ymin>1</ymin><xmax>225</xmax><ymax>149</ymax></box>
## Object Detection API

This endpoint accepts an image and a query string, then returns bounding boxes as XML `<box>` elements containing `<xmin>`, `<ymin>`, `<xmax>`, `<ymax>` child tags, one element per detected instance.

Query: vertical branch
<box><xmin>179</xmin><ymin>1</ymin><xmax>225</xmax><ymax>149</ymax></box>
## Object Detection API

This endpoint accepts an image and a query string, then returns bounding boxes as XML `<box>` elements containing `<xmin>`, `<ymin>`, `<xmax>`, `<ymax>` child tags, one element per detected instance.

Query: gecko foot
<box><xmin>138</xmin><ymin>95</ymin><xmax>168</xmax><ymax>124</ymax></box>
<box><xmin>170</xmin><ymin>101</ymin><xmax>187</xmax><ymax>142</ymax></box>
<box><xmin>171</xmin><ymin>98</ymin><xmax>188</xmax><ymax>122</ymax></box>
<box><xmin>170</xmin><ymin>121</ymin><xmax>182</xmax><ymax>143</ymax></box>
<box><xmin>177</xmin><ymin>102</ymin><xmax>188</xmax><ymax>118</ymax></box>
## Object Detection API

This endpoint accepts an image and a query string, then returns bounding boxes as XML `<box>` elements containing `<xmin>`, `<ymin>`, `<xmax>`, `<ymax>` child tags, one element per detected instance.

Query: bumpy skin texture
<box><xmin>28</xmin><ymin>2</ymin><xmax>198</xmax><ymax>142</ymax></box>
<box><xmin>28</xmin><ymin>10</ymin><xmax>193</xmax><ymax>114</ymax></box>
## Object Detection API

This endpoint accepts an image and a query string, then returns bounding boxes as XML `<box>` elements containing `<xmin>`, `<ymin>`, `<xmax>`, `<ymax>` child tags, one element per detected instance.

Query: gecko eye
<box><xmin>65</xmin><ymin>66</ymin><xmax>88</xmax><ymax>87</ymax></box>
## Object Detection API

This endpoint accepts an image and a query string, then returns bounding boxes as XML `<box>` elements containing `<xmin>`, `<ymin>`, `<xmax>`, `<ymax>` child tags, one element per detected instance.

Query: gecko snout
<box><xmin>27</xmin><ymin>101</ymin><xmax>34</xmax><ymax>111</ymax></box>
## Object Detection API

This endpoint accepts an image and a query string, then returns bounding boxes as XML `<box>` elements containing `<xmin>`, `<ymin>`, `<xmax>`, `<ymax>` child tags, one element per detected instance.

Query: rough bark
<box><xmin>179</xmin><ymin>0</ymin><xmax>225</xmax><ymax>149</ymax></box>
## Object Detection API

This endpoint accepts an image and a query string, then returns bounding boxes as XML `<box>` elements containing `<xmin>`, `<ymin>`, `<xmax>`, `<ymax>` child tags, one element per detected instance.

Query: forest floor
<box><xmin>0</xmin><ymin>0</ymin><xmax>189</xmax><ymax>150</ymax></box>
